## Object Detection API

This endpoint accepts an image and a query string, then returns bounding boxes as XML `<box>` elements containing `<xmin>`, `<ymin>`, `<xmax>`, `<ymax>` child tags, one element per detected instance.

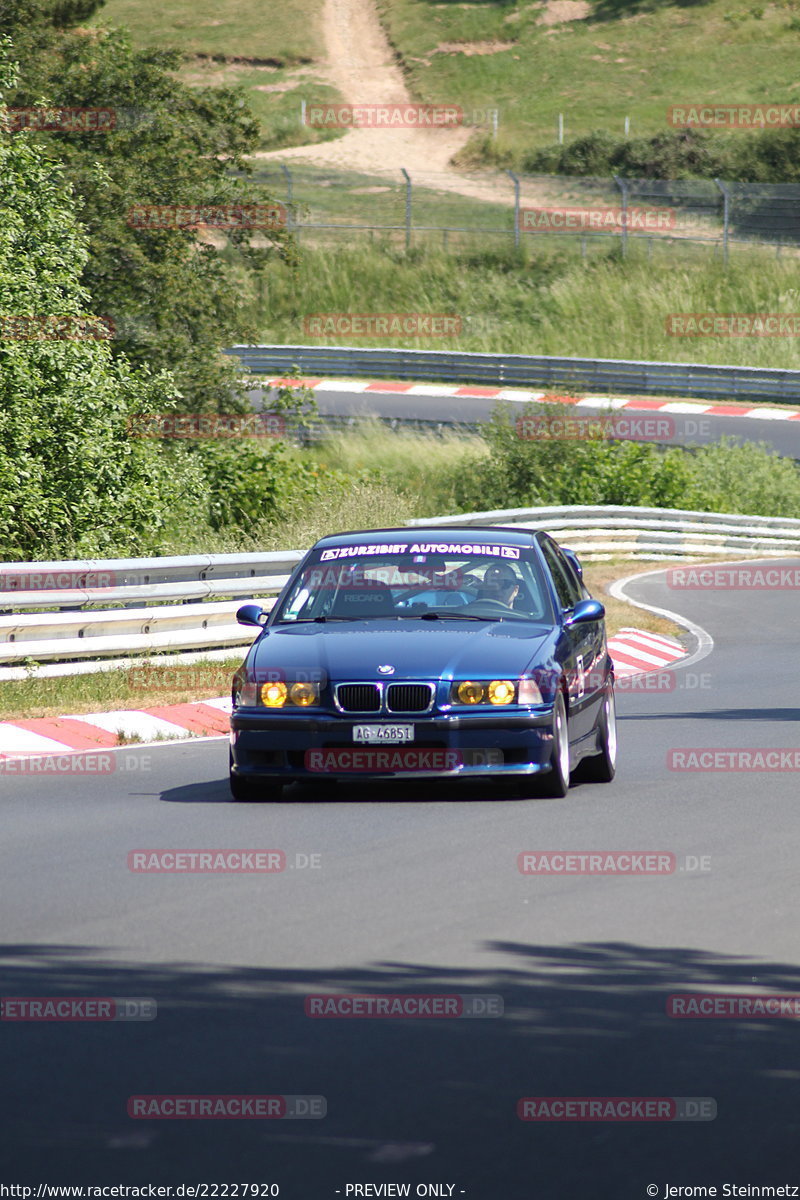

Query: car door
<box><xmin>539</xmin><ymin>536</ymin><xmax>606</xmax><ymax>742</ymax></box>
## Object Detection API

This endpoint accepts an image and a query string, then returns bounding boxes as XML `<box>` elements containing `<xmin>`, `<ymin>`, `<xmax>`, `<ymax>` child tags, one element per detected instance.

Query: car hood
<box><xmin>250</xmin><ymin>620</ymin><xmax>554</xmax><ymax>681</ymax></box>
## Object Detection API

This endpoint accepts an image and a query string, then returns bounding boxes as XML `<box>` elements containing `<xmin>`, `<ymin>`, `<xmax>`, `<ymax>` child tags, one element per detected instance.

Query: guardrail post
<box><xmin>613</xmin><ymin>175</ymin><xmax>628</xmax><ymax>258</ymax></box>
<box><xmin>401</xmin><ymin>168</ymin><xmax>412</xmax><ymax>250</ymax></box>
<box><xmin>280</xmin><ymin>164</ymin><xmax>294</xmax><ymax>232</ymax></box>
<box><xmin>507</xmin><ymin>170</ymin><xmax>520</xmax><ymax>248</ymax></box>
<box><xmin>714</xmin><ymin>178</ymin><xmax>730</xmax><ymax>267</ymax></box>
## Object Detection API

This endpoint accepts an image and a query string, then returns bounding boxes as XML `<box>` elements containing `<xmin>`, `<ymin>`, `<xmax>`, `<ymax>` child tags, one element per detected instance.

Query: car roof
<box><xmin>312</xmin><ymin>526</ymin><xmax>538</xmax><ymax>549</ymax></box>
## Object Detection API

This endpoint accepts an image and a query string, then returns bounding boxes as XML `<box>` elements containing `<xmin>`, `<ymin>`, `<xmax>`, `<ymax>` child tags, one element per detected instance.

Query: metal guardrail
<box><xmin>227</xmin><ymin>345</ymin><xmax>800</xmax><ymax>404</ymax></box>
<box><xmin>2</xmin><ymin>505</ymin><xmax>799</xmax><ymax>678</ymax></box>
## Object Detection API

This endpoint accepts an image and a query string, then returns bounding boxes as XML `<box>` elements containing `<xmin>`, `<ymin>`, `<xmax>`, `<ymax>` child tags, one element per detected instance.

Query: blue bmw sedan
<box><xmin>229</xmin><ymin>525</ymin><xmax>616</xmax><ymax>801</ymax></box>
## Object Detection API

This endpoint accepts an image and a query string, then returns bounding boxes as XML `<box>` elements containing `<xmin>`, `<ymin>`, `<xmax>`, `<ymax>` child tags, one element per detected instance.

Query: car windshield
<box><xmin>273</xmin><ymin>540</ymin><xmax>555</xmax><ymax>624</ymax></box>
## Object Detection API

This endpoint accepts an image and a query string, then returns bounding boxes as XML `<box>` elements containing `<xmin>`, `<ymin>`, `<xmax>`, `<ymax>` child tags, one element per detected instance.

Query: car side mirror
<box><xmin>236</xmin><ymin>603</ymin><xmax>267</xmax><ymax>628</ymax></box>
<box><xmin>565</xmin><ymin>598</ymin><xmax>605</xmax><ymax>625</ymax></box>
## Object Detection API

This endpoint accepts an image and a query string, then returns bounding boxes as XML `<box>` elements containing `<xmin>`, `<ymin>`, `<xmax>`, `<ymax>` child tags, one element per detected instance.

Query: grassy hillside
<box><xmin>91</xmin><ymin>0</ymin><xmax>343</xmax><ymax>150</ymax></box>
<box><xmin>376</xmin><ymin>0</ymin><xmax>800</xmax><ymax>163</ymax></box>
<box><xmin>92</xmin><ymin>0</ymin><xmax>323</xmax><ymax>61</ymax></box>
<box><xmin>93</xmin><ymin>0</ymin><xmax>800</xmax><ymax>164</ymax></box>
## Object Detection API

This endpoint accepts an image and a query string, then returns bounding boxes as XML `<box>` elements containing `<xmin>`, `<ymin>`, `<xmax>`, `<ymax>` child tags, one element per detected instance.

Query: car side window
<box><xmin>551</xmin><ymin>543</ymin><xmax>588</xmax><ymax>604</ymax></box>
<box><xmin>540</xmin><ymin>539</ymin><xmax>582</xmax><ymax>610</ymax></box>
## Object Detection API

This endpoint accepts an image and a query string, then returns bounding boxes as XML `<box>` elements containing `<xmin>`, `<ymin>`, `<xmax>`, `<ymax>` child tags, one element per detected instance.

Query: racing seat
<box><xmin>328</xmin><ymin>579</ymin><xmax>397</xmax><ymax>618</ymax></box>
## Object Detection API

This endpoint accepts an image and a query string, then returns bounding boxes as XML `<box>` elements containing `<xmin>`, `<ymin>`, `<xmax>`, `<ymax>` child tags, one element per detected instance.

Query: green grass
<box><xmin>178</xmin><ymin>62</ymin><xmax>343</xmax><ymax>152</ymax></box>
<box><xmin>375</xmin><ymin>0</ymin><xmax>800</xmax><ymax>163</ymax></box>
<box><xmin>310</xmin><ymin>420</ymin><xmax>491</xmax><ymax>514</ymax></box>
<box><xmin>238</xmin><ymin>238</ymin><xmax>800</xmax><ymax>369</ymax></box>
<box><xmin>91</xmin><ymin>0</ymin><xmax>323</xmax><ymax>63</ymax></box>
<box><xmin>91</xmin><ymin>0</ymin><xmax>342</xmax><ymax>151</ymax></box>
<box><xmin>0</xmin><ymin>658</ymin><xmax>245</xmax><ymax>722</ymax></box>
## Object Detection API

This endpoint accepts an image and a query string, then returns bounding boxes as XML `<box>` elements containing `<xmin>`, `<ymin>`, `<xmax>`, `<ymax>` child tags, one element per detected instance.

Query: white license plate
<box><xmin>353</xmin><ymin>725</ymin><xmax>414</xmax><ymax>744</ymax></box>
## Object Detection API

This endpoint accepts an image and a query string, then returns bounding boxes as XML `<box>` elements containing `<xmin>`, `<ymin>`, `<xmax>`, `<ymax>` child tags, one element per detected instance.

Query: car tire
<box><xmin>229</xmin><ymin>754</ymin><xmax>284</xmax><ymax>802</ymax></box>
<box><xmin>537</xmin><ymin>691</ymin><xmax>571</xmax><ymax>798</ymax></box>
<box><xmin>578</xmin><ymin>684</ymin><xmax>617</xmax><ymax>784</ymax></box>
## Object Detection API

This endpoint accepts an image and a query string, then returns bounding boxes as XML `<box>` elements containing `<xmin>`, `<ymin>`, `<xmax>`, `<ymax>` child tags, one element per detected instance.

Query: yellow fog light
<box><xmin>488</xmin><ymin>680</ymin><xmax>515</xmax><ymax>705</ymax></box>
<box><xmin>289</xmin><ymin>681</ymin><xmax>318</xmax><ymax>707</ymax></box>
<box><xmin>457</xmin><ymin>680</ymin><xmax>485</xmax><ymax>705</ymax></box>
<box><xmin>261</xmin><ymin>680</ymin><xmax>288</xmax><ymax>707</ymax></box>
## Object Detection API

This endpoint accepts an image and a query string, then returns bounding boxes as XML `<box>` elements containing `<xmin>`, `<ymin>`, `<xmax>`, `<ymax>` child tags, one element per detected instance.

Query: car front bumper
<box><xmin>229</xmin><ymin>706</ymin><xmax>557</xmax><ymax>782</ymax></box>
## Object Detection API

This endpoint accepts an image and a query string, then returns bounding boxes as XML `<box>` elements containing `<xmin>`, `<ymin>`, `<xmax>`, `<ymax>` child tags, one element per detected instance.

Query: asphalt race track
<box><xmin>250</xmin><ymin>383</ymin><xmax>800</xmax><ymax>460</ymax></box>
<box><xmin>2</xmin><ymin>562</ymin><xmax>800</xmax><ymax>1196</ymax></box>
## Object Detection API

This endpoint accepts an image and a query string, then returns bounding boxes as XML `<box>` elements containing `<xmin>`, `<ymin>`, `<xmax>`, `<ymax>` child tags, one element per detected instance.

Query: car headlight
<box><xmin>456</xmin><ymin>680</ymin><xmax>485</xmax><ymax>705</ymax></box>
<box><xmin>261</xmin><ymin>680</ymin><xmax>288</xmax><ymax>707</ymax></box>
<box><xmin>487</xmin><ymin>680</ymin><xmax>515</xmax><ymax>705</ymax></box>
<box><xmin>452</xmin><ymin>680</ymin><xmax>517</xmax><ymax>706</ymax></box>
<box><xmin>257</xmin><ymin>679</ymin><xmax>321</xmax><ymax>707</ymax></box>
<box><xmin>289</xmin><ymin>681</ymin><xmax>319</xmax><ymax>707</ymax></box>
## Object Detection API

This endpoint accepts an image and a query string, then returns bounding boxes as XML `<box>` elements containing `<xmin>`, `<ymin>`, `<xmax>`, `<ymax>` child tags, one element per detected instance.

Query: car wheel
<box><xmin>229</xmin><ymin>754</ymin><xmax>283</xmax><ymax>802</ymax></box>
<box><xmin>537</xmin><ymin>691</ymin><xmax>571</xmax><ymax>798</ymax></box>
<box><xmin>579</xmin><ymin>685</ymin><xmax>617</xmax><ymax>784</ymax></box>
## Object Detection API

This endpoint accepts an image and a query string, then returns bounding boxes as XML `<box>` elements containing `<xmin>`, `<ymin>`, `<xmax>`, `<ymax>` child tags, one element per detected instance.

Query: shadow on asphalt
<box><xmin>160</xmin><ymin>776</ymin><xmax>570</xmax><ymax>805</ymax></box>
<box><xmin>2</xmin><ymin>940</ymin><xmax>799</xmax><ymax>1192</ymax></box>
<box><xmin>619</xmin><ymin>707</ymin><xmax>800</xmax><ymax>723</ymax></box>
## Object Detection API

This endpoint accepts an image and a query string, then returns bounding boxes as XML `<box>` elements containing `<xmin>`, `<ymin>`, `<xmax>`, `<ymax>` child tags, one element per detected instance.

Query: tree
<box><xmin>2</xmin><ymin>11</ymin><xmax>291</xmax><ymax>410</ymax></box>
<box><xmin>0</xmin><ymin>56</ymin><xmax>209</xmax><ymax>559</ymax></box>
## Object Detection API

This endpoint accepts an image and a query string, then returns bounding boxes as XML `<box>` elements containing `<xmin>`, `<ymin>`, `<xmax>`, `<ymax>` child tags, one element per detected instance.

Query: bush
<box><xmin>523</xmin><ymin>127</ymin><xmax>800</xmax><ymax>183</ymax></box>
<box><xmin>451</xmin><ymin>405</ymin><xmax>800</xmax><ymax>519</ymax></box>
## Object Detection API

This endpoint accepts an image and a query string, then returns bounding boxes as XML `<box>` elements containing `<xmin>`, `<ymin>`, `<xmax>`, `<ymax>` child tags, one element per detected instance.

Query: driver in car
<box><xmin>474</xmin><ymin>562</ymin><xmax>520</xmax><ymax>609</ymax></box>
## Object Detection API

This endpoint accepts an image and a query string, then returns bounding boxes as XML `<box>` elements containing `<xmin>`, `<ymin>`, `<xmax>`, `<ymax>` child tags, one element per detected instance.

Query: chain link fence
<box><xmin>244</xmin><ymin>164</ymin><xmax>800</xmax><ymax>257</ymax></box>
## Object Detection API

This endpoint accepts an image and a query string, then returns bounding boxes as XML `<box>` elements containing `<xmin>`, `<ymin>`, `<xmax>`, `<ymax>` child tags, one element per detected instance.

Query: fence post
<box><xmin>507</xmin><ymin>169</ymin><xmax>520</xmax><ymax>248</ymax></box>
<box><xmin>613</xmin><ymin>175</ymin><xmax>628</xmax><ymax>258</ymax></box>
<box><xmin>714</xmin><ymin>178</ymin><xmax>730</xmax><ymax>266</ymax></box>
<box><xmin>624</xmin><ymin>115</ymin><xmax>630</xmax><ymax>137</ymax></box>
<box><xmin>492</xmin><ymin>109</ymin><xmax>499</xmax><ymax>139</ymax></box>
<box><xmin>280</xmin><ymin>163</ymin><xmax>293</xmax><ymax>231</ymax></box>
<box><xmin>401</xmin><ymin>167</ymin><xmax>412</xmax><ymax>250</ymax></box>
<box><xmin>557</xmin><ymin>113</ymin><xmax>564</xmax><ymax>144</ymax></box>
<box><xmin>300</xmin><ymin>99</ymin><xmax>306</xmax><ymax>127</ymax></box>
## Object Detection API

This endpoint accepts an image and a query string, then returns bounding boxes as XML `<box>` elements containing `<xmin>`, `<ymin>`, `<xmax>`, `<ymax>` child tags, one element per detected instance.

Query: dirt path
<box><xmin>253</xmin><ymin>0</ymin><xmax>473</xmax><ymax>175</ymax></box>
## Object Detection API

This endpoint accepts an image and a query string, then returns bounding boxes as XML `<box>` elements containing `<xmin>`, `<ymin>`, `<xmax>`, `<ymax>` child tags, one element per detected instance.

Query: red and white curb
<box><xmin>265</xmin><ymin>377</ymin><xmax>800</xmax><ymax>422</ymax></box>
<box><xmin>608</xmin><ymin>628</ymin><xmax>686</xmax><ymax>677</ymax></box>
<box><xmin>0</xmin><ymin>698</ymin><xmax>232</xmax><ymax>758</ymax></box>
<box><xmin>0</xmin><ymin>631</ymin><xmax>687</xmax><ymax>757</ymax></box>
